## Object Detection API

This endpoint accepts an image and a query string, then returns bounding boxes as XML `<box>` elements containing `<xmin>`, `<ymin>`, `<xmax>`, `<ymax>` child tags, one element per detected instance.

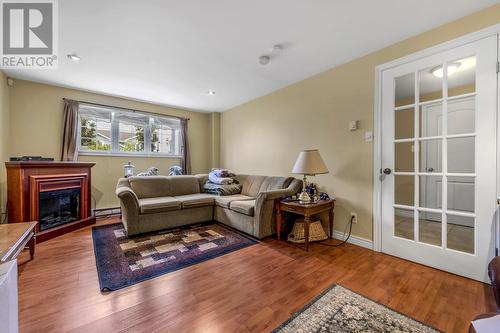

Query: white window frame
<box><xmin>77</xmin><ymin>103</ymin><xmax>183</xmax><ymax>158</ymax></box>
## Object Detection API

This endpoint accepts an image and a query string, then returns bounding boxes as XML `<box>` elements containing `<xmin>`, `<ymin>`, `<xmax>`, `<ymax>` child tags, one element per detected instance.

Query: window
<box><xmin>78</xmin><ymin>104</ymin><xmax>182</xmax><ymax>156</ymax></box>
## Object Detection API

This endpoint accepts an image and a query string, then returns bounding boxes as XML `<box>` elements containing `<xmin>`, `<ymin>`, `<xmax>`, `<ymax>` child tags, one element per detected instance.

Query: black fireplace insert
<box><xmin>39</xmin><ymin>188</ymin><xmax>81</xmax><ymax>231</ymax></box>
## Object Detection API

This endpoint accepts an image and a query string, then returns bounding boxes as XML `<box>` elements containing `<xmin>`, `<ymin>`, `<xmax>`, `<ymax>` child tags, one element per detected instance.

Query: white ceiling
<box><xmin>3</xmin><ymin>0</ymin><xmax>499</xmax><ymax>112</ymax></box>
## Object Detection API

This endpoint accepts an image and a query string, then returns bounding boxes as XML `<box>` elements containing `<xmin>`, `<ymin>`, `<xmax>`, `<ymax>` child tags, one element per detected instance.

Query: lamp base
<box><xmin>298</xmin><ymin>190</ymin><xmax>311</xmax><ymax>203</ymax></box>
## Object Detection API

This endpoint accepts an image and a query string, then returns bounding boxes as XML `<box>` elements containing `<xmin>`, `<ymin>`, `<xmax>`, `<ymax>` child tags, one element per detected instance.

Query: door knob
<box><xmin>427</xmin><ymin>167</ymin><xmax>434</xmax><ymax>172</ymax></box>
<box><xmin>383</xmin><ymin>168</ymin><xmax>392</xmax><ymax>175</ymax></box>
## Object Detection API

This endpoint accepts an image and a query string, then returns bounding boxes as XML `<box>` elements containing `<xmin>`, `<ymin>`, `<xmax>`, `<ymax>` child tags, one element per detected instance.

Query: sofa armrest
<box><xmin>257</xmin><ymin>178</ymin><xmax>302</xmax><ymax>201</ymax></box>
<box><xmin>258</xmin><ymin>188</ymin><xmax>293</xmax><ymax>201</ymax></box>
<box><xmin>253</xmin><ymin>179</ymin><xmax>303</xmax><ymax>238</ymax></box>
<box><xmin>116</xmin><ymin>187</ymin><xmax>140</xmax><ymax>209</ymax></box>
<box><xmin>115</xmin><ymin>187</ymin><xmax>140</xmax><ymax>235</ymax></box>
<box><xmin>116</xmin><ymin>187</ymin><xmax>139</xmax><ymax>206</ymax></box>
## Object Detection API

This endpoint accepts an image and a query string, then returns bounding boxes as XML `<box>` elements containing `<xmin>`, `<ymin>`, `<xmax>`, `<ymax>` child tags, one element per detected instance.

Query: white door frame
<box><xmin>373</xmin><ymin>23</ymin><xmax>500</xmax><ymax>253</ymax></box>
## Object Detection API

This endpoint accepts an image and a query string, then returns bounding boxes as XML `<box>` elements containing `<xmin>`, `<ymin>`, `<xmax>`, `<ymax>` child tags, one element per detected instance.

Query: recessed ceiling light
<box><xmin>431</xmin><ymin>62</ymin><xmax>460</xmax><ymax>78</ymax></box>
<box><xmin>207</xmin><ymin>90</ymin><xmax>215</xmax><ymax>95</ymax></box>
<box><xmin>67</xmin><ymin>54</ymin><xmax>81</xmax><ymax>61</ymax></box>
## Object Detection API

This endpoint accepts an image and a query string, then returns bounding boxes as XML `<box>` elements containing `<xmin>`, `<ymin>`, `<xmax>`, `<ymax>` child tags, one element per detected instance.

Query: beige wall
<box><xmin>210</xmin><ymin>112</ymin><xmax>221</xmax><ymax>168</ymax></box>
<box><xmin>220</xmin><ymin>5</ymin><xmax>500</xmax><ymax>241</ymax></box>
<box><xmin>0</xmin><ymin>71</ymin><xmax>10</xmax><ymax>220</ymax></box>
<box><xmin>8</xmin><ymin>80</ymin><xmax>215</xmax><ymax>210</ymax></box>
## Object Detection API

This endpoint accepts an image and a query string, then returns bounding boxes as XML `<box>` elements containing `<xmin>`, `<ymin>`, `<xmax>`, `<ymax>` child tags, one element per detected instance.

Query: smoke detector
<box><xmin>271</xmin><ymin>44</ymin><xmax>283</xmax><ymax>54</ymax></box>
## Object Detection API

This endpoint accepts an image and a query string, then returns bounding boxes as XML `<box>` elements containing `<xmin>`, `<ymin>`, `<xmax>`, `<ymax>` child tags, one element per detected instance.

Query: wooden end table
<box><xmin>0</xmin><ymin>221</ymin><xmax>37</xmax><ymax>262</ymax></box>
<box><xmin>275</xmin><ymin>199</ymin><xmax>335</xmax><ymax>251</ymax></box>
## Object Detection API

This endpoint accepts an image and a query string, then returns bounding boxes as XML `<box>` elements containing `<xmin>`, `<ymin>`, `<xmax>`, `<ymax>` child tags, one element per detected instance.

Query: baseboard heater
<box><xmin>93</xmin><ymin>207</ymin><xmax>121</xmax><ymax>218</ymax></box>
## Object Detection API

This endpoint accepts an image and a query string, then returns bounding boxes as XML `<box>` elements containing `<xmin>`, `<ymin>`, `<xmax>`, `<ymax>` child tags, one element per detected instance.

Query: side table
<box><xmin>275</xmin><ymin>199</ymin><xmax>335</xmax><ymax>251</ymax></box>
<box><xmin>0</xmin><ymin>221</ymin><xmax>37</xmax><ymax>262</ymax></box>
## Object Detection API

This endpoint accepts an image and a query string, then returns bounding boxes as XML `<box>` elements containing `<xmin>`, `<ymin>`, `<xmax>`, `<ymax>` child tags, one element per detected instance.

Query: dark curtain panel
<box><xmin>61</xmin><ymin>99</ymin><xmax>79</xmax><ymax>161</ymax></box>
<box><xmin>180</xmin><ymin>118</ymin><xmax>191</xmax><ymax>175</ymax></box>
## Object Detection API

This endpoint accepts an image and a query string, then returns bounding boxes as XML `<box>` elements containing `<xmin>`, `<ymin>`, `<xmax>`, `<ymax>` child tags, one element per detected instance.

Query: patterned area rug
<box><xmin>92</xmin><ymin>222</ymin><xmax>257</xmax><ymax>291</ymax></box>
<box><xmin>273</xmin><ymin>285</ymin><xmax>441</xmax><ymax>333</ymax></box>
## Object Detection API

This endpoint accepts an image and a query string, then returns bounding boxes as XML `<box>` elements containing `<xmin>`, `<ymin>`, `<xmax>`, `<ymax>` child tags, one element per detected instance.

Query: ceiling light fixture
<box><xmin>67</xmin><ymin>54</ymin><xmax>81</xmax><ymax>61</ymax></box>
<box><xmin>207</xmin><ymin>90</ymin><xmax>215</xmax><ymax>95</ymax></box>
<box><xmin>431</xmin><ymin>62</ymin><xmax>460</xmax><ymax>78</ymax></box>
<box><xmin>259</xmin><ymin>55</ymin><xmax>270</xmax><ymax>65</ymax></box>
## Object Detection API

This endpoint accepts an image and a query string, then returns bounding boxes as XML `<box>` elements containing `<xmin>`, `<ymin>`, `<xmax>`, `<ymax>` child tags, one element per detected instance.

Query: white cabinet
<box><xmin>0</xmin><ymin>260</ymin><xmax>18</xmax><ymax>333</ymax></box>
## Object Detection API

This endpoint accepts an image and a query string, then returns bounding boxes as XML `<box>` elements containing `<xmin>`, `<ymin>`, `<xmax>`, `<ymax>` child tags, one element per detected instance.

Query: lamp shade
<box><xmin>292</xmin><ymin>149</ymin><xmax>329</xmax><ymax>175</ymax></box>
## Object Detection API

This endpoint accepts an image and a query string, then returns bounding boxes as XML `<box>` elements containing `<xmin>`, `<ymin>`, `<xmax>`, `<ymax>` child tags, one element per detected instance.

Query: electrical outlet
<box><xmin>350</xmin><ymin>212</ymin><xmax>358</xmax><ymax>224</ymax></box>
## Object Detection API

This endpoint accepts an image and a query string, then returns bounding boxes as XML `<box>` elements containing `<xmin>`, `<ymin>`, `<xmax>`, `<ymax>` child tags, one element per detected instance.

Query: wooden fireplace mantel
<box><xmin>6</xmin><ymin>161</ymin><xmax>96</xmax><ymax>243</ymax></box>
<box><xmin>6</xmin><ymin>161</ymin><xmax>96</xmax><ymax>169</ymax></box>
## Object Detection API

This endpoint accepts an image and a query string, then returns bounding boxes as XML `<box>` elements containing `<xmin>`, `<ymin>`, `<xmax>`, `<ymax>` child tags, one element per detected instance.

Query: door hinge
<box><xmin>497</xmin><ymin>61</ymin><xmax>500</xmax><ymax>74</ymax></box>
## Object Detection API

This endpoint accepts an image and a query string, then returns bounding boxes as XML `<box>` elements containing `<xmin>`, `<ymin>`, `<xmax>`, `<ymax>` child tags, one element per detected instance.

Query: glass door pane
<box><xmin>448</xmin><ymin>56</ymin><xmax>475</xmax><ymax>97</ymax></box>
<box><xmin>419</xmin><ymin>66</ymin><xmax>442</xmax><ymax>102</ymax></box>
<box><xmin>395</xmin><ymin>108</ymin><xmax>414</xmax><ymax>139</ymax></box>
<box><xmin>447</xmin><ymin>214</ymin><xmax>474</xmax><ymax>254</ymax></box>
<box><xmin>395</xmin><ymin>175</ymin><xmax>414</xmax><ymax>206</ymax></box>
<box><xmin>395</xmin><ymin>208</ymin><xmax>414</xmax><ymax>240</ymax></box>
<box><xmin>418</xmin><ymin>211</ymin><xmax>442</xmax><ymax>246</ymax></box>
<box><xmin>395</xmin><ymin>73</ymin><xmax>415</xmax><ymax>107</ymax></box>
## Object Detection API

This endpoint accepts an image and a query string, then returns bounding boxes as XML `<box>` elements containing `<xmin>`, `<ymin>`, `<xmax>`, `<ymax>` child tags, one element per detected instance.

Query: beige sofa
<box><xmin>116</xmin><ymin>174</ymin><xmax>302</xmax><ymax>239</ymax></box>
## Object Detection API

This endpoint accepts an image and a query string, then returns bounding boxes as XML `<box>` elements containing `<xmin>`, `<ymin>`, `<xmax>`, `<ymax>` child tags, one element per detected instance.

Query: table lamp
<box><xmin>292</xmin><ymin>149</ymin><xmax>329</xmax><ymax>203</ymax></box>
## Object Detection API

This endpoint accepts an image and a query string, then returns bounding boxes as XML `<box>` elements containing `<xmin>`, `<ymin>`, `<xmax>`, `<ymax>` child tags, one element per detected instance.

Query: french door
<box><xmin>380</xmin><ymin>36</ymin><xmax>497</xmax><ymax>282</ymax></box>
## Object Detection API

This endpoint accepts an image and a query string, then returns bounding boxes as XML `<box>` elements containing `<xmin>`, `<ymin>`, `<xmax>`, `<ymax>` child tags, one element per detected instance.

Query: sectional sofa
<box><xmin>115</xmin><ymin>174</ymin><xmax>302</xmax><ymax>239</ymax></box>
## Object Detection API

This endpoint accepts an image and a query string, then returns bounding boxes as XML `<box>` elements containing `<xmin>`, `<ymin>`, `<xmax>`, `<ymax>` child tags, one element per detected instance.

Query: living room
<box><xmin>1</xmin><ymin>1</ymin><xmax>500</xmax><ymax>333</ymax></box>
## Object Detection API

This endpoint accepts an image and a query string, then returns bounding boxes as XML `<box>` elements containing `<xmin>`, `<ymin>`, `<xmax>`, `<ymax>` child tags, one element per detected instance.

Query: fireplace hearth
<box><xmin>39</xmin><ymin>188</ymin><xmax>81</xmax><ymax>231</ymax></box>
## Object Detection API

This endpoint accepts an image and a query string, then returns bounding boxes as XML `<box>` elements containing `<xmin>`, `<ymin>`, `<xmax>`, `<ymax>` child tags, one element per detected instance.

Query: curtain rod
<box><xmin>62</xmin><ymin>98</ymin><xmax>190</xmax><ymax>121</ymax></box>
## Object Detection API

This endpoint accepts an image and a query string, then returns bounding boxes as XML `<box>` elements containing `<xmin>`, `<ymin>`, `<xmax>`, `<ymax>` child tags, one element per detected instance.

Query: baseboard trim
<box><xmin>333</xmin><ymin>230</ymin><xmax>373</xmax><ymax>250</ymax></box>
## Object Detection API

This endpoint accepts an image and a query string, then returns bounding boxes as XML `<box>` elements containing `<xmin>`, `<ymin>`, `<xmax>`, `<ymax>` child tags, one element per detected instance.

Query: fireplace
<box><xmin>39</xmin><ymin>188</ymin><xmax>81</xmax><ymax>232</ymax></box>
<box><xmin>6</xmin><ymin>162</ymin><xmax>95</xmax><ymax>243</ymax></box>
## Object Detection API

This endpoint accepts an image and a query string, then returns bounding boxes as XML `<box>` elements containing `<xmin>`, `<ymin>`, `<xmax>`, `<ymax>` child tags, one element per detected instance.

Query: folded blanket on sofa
<box><xmin>210</xmin><ymin>168</ymin><xmax>236</xmax><ymax>178</ymax></box>
<box><xmin>204</xmin><ymin>182</ymin><xmax>241</xmax><ymax>196</ymax></box>
<box><xmin>208</xmin><ymin>172</ymin><xmax>234</xmax><ymax>185</ymax></box>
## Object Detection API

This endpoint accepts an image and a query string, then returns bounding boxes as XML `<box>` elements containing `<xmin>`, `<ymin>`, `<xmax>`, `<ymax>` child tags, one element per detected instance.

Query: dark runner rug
<box><xmin>92</xmin><ymin>222</ymin><xmax>257</xmax><ymax>291</ymax></box>
<box><xmin>273</xmin><ymin>284</ymin><xmax>441</xmax><ymax>333</ymax></box>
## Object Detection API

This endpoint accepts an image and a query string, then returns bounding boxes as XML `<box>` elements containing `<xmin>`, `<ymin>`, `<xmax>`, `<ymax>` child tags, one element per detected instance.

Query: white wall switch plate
<box><xmin>349</xmin><ymin>120</ymin><xmax>358</xmax><ymax>131</ymax></box>
<box><xmin>364</xmin><ymin>131</ymin><xmax>373</xmax><ymax>142</ymax></box>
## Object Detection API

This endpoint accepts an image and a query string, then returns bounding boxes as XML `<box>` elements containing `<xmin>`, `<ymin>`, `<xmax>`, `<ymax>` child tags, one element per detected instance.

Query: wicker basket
<box><xmin>288</xmin><ymin>218</ymin><xmax>328</xmax><ymax>243</ymax></box>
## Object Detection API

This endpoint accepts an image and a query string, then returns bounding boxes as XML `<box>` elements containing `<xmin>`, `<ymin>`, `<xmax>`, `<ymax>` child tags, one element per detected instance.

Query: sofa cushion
<box><xmin>215</xmin><ymin>194</ymin><xmax>254</xmax><ymax>208</ymax></box>
<box><xmin>235</xmin><ymin>175</ymin><xmax>267</xmax><ymax>197</ymax></box>
<box><xmin>129</xmin><ymin>176</ymin><xmax>172</xmax><ymax>199</ymax></box>
<box><xmin>174</xmin><ymin>193</ymin><xmax>217</xmax><ymax>209</ymax></box>
<box><xmin>128</xmin><ymin>175</ymin><xmax>200</xmax><ymax>199</ymax></box>
<box><xmin>230</xmin><ymin>200</ymin><xmax>255</xmax><ymax>216</ymax></box>
<box><xmin>139</xmin><ymin>196</ymin><xmax>181</xmax><ymax>214</ymax></box>
<box><xmin>168</xmin><ymin>176</ymin><xmax>201</xmax><ymax>196</ymax></box>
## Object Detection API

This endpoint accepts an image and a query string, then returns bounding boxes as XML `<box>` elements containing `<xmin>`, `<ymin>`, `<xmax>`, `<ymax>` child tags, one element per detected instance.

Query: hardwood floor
<box><xmin>16</xmin><ymin>216</ymin><xmax>496</xmax><ymax>333</ymax></box>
